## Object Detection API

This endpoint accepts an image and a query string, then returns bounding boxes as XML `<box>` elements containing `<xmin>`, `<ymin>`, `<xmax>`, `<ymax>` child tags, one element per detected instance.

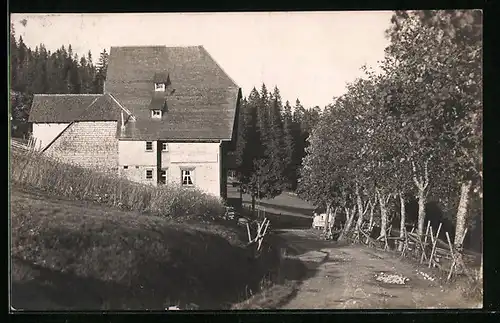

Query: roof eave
<box><xmin>118</xmin><ymin>137</ymin><xmax>229</xmax><ymax>142</ymax></box>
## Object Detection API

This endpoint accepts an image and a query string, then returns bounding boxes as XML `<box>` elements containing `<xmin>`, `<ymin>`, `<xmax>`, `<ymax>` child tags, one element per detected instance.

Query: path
<box><xmin>275</xmin><ymin>229</ymin><xmax>480</xmax><ymax>309</ymax></box>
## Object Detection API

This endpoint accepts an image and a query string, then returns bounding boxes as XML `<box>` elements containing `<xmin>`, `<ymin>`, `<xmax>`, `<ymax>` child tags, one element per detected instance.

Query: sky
<box><xmin>11</xmin><ymin>12</ymin><xmax>393</xmax><ymax>108</ymax></box>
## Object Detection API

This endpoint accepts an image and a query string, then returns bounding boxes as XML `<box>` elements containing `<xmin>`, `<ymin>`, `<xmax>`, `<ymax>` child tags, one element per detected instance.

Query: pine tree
<box><xmin>257</xmin><ymin>83</ymin><xmax>270</xmax><ymax>144</ymax></box>
<box><xmin>235</xmin><ymin>96</ymin><xmax>248</xmax><ymax>173</ymax></box>
<box><xmin>28</xmin><ymin>44</ymin><xmax>49</xmax><ymax>94</ymax></box>
<box><xmin>237</xmin><ymin>84</ymin><xmax>287</xmax><ymax>206</ymax></box>
<box><xmin>9</xmin><ymin>24</ymin><xmax>19</xmax><ymax>89</ymax></box>
<box><xmin>239</xmin><ymin>88</ymin><xmax>264</xmax><ymax>210</ymax></box>
<box><xmin>17</xmin><ymin>36</ymin><xmax>30</xmax><ymax>92</ymax></box>
<box><xmin>282</xmin><ymin>100</ymin><xmax>296</xmax><ymax>189</ymax></box>
<box><xmin>94</xmin><ymin>49</ymin><xmax>109</xmax><ymax>93</ymax></box>
<box><xmin>9</xmin><ymin>32</ymin><xmax>104</xmax><ymax>137</ymax></box>
<box><xmin>291</xmin><ymin>99</ymin><xmax>306</xmax><ymax>190</ymax></box>
<box><xmin>80</xmin><ymin>51</ymin><xmax>95</xmax><ymax>93</ymax></box>
<box><xmin>79</xmin><ymin>56</ymin><xmax>90</xmax><ymax>93</ymax></box>
<box><xmin>267</xmin><ymin>86</ymin><xmax>286</xmax><ymax>190</ymax></box>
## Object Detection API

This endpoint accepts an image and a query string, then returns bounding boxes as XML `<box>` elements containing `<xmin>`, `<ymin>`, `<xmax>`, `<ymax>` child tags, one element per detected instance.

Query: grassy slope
<box><xmin>10</xmin><ymin>185</ymin><xmax>280</xmax><ymax>310</ymax></box>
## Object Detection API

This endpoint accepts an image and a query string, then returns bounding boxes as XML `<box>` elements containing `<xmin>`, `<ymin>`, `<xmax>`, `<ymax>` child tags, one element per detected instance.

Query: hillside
<box><xmin>10</xmin><ymin>184</ymin><xmax>280</xmax><ymax>310</ymax></box>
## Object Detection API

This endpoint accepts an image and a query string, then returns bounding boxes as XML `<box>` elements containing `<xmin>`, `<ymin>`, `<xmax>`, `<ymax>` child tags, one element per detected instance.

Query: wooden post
<box><xmin>246</xmin><ymin>223</ymin><xmax>252</xmax><ymax>243</ymax></box>
<box><xmin>420</xmin><ymin>222</ymin><xmax>431</xmax><ymax>263</ymax></box>
<box><xmin>428</xmin><ymin>223</ymin><xmax>442</xmax><ymax>268</ymax></box>
<box><xmin>429</xmin><ymin>225</ymin><xmax>434</xmax><ymax>245</ymax></box>
<box><xmin>461</xmin><ymin>228</ymin><xmax>468</xmax><ymax>249</ymax></box>
<box><xmin>257</xmin><ymin>219</ymin><xmax>270</xmax><ymax>251</ymax></box>
<box><xmin>446</xmin><ymin>232</ymin><xmax>456</xmax><ymax>281</ymax></box>
<box><xmin>401</xmin><ymin>227</ymin><xmax>409</xmax><ymax>257</ymax></box>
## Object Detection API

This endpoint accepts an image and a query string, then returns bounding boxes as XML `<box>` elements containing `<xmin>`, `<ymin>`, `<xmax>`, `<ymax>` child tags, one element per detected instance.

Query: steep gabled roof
<box><xmin>106</xmin><ymin>45</ymin><xmax>240</xmax><ymax>141</ymax></box>
<box><xmin>29</xmin><ymin>94</ymin><xmax>102</xmax><ymax>123</ymax></box>
<box><xmin>153</xmin><ymin>71</ymin><xmax>171</xmax><ymax>84</ymax></box>
<box><xmin>29</xmin><ymin>93</ymin><xmax>122</xmax><ymax>123</ymax></box>
<box><xmin>77</xmin><ymin>94</ymin><xmax>122</xmax><ymax>121</ymax></box>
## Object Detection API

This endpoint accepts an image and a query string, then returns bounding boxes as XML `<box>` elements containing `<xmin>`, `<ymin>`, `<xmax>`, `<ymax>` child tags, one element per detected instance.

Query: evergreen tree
<box><xmin>235</xmin><ymin>96</ymin><xmax>248</xmax><ymax>174</ymax></box>
<box><xmin>282</xmin><ymin>100</ymin><xmax>296</xmax><ymax>189</ymax></box>
<box><xmin>269</xmin><ymin>86</ymin><xmax>286</xmax><ymax>184</ymax></box>
<box><xmin>9</xmin><ymin>31</ymin><xmax>106</xmax><ymax>137</ymax></box>
<box><xmin>9</xmin><ymin>24</ymin><xmax>18</xmax><ymax>89</ymax></box>
<box><xmin>94</xmin><ymin>49</ymin><xmax>109</xmax><ymax>93</ymax></box>
<box><xmin>16</xmin><ymin>36</ymin><xmax>30</xmax><ymax>92</ymax></box>
<box><xmin>238</xmin><ymin>88</ymin><xmax>265</xmax><ymax>210</ymax></box>
<box><xmin>291</xmin><ymin>99</ymin><xmax>306</xmax><ymax>190</ymax></box>
<box><xmin>31</xmin><ymin>44</ymin><xmax>49</xmax><ymax>93</ymax></box>
<box><xmin>257</xmin><ymin>83</ymin><xmax>270</xmax><ymax>143</ymax></box>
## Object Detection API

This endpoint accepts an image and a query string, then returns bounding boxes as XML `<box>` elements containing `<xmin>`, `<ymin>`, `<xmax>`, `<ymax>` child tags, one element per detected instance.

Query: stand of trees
<box><xmin>9</xmin><ymin>24</ymin><xmax>108</xmax><ymax>137</ymax></box>
<box><xmin>234</xmin><ymin>84</ymin><xmax>322</xmax><ymax>209</ymax></box>
<box><xmin>298</xmin><ymin>10</ymin><xmax>482</xmax><ymax>264</ymax></box>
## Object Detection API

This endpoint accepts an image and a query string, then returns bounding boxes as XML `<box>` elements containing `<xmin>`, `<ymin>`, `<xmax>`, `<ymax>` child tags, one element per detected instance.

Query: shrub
<box><xmin>10</xmin><ymin>150</ymin><xmax>225</xmax><ymax>219</ymax></box>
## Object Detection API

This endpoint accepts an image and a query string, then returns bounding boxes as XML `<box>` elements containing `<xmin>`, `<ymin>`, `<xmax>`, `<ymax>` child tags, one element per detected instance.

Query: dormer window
<box><xmin>155</xmin><ymin>83</ymin><xmax>166</xmax><ymax>92</ymax></box>
<box><xmin>151</xmin><ymin>109</ymin><xmax>162</xmax><ymax>119</ymax></box>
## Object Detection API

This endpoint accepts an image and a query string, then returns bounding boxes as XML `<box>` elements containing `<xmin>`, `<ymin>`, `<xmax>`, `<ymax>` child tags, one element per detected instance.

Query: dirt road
<box><xmin>275</xmin><ymin>229</ymin><xmax>481</xmax><ymax>309</ymax></box>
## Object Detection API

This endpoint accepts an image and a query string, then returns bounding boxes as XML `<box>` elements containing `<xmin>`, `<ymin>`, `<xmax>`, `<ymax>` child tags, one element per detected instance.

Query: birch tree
<box><xmin>385</xmin><ymin>10</ymin><xmax>482</xmax><ymax>245</ymax></box>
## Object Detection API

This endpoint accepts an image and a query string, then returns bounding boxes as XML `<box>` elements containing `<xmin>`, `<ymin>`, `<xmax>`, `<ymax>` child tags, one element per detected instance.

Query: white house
<box><xmin>28</xmin><ymin>45</ymin><xmax>241</xmax><ymax>199</ymax></box>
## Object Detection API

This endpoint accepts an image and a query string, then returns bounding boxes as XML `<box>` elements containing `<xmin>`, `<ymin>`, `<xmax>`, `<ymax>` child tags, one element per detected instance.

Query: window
<box><xmin>123</xmin><ymin>165</ymin><xmax>128</xmax><ymax>169</ymax></box>
<box><xmin>162</xmin><ymin>142</ymin><xmax>168</xmax><ymax>152</ymax></box>
<box><xmin>146</xmin><ymin>141</ymin><xmax>153</xmax><ymax>151</ymax></box>
<box><xmin>135</xmin><ymin>166</ymin><xmax>139</xmax><ymax>169</ymax></box>
<box><xmin>146</xmin><ymin>169</ymin><xmax>153</xmax><ymax>180</ymax></box>
<box><xmin>159</xmin><ymin>169</ymin><xmax>167</xmax><ymax>184</ymax></box>
<box><xmin>151</xmin><ymin>109</ymin><xmax>162</xmax><ymax>119</ymax></box>
<box><xmin>181</xmin><ymin>169</ymin><xmax>194</xmax><ymax>186</ymax></box>
<box><xmin>155</xmin><ymin>83</ymin><xmax>166</xmax><ymax>92</ymax></box>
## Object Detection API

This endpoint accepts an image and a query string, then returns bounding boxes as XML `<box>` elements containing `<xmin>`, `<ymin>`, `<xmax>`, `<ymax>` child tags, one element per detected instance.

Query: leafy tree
<box><xmin>298</xmin><ymin>95</ymin><xmax>358</xmax><ymax>238</ymax></box>
<box><xmin>384</xmin><ymin>10</ymin><xmax>482</xmax><ymax>243</ymax></box>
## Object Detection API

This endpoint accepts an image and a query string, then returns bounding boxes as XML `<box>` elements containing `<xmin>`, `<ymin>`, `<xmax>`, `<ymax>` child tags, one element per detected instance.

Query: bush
<box><xmin>10</xmin><ymin>150</ymin><xmax>225</xmax><ymax>219</ymax></box>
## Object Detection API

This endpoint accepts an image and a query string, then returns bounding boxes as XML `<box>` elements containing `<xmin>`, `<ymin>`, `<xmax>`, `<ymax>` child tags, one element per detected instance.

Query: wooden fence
<box><xmin>322</xmin><ymin>219</ymin><xmax>476</xmax><ymax>281</ymax></box>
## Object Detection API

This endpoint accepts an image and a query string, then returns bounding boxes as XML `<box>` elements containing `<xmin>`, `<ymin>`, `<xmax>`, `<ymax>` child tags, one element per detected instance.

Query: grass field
<box><xmin>227</xmin><ymin>186</ymin><xmax>314</xmax><ymax>217</ymax></box>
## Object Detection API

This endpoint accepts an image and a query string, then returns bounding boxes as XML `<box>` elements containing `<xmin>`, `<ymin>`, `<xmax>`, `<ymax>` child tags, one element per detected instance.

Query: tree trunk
<box><xmin>416</xmin><ymin>188</ymin><xmax>426</xmax><ymax>238</ymax></box>
<box><xmin>251</xmin><ymin>194</ymin><xmax>256</xmax><ymax>211</ymax></box>
<box><xmin>339</xmin><ymin>207</ymin><xmax>355</xmax><ymax>241</ymax></box>
<box><xmin>398</xmin><ymin>192</ymin><xmax>406</xmax><ymax>251</ymax></box>
<box><xmin>324</xmin><ymin>203</ymin><xmax>331</xmax><ymax>236</ymax></box>
<box><xmin>346</xmin><ymin>208</ymin><xmax>356</xmax><ymax>234</ymax></box>
<box><xmin>368</xmin><ymin>201</ymin><xmax>374</xmax><ymax>231</ymax></box>
<box><xmin>454</xmin><ymin>180</ymin><xmax>472</xmax><ymax>248</ymax></box>
<box><xmin>378</xmin><ymin>191</ymin><xmax>388</xmax><ymax>239</ymax></box>
<box><xmin>411</xmin><ymin>156</ymin><xmax>431</xmax><ymax>238</ymax></box>
<box><xmin>355</xmin><ymin>185</ymin><xmax>364</xmax><ymax>236</ymax></box>
<box><xmin>365</xmin><ymin>201</ymin><xmax>375</xmax><ymax>244</ymax></box>
<box><xmin>330</xmin><ymin>207</ymin><xmax>338</xmax><ymax>231</ymax></box>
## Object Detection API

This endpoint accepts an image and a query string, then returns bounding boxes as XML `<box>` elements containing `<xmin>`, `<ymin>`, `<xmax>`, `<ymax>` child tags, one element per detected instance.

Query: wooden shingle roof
<box><xmin>106</xmin><ymin>45</ymin><xmax>241</xmax><ymax>141</ymax></box>
<box><xmin>29</xmin><ymin>93</ymin><xmax>123</xmax><ymax>123</ymax></box>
